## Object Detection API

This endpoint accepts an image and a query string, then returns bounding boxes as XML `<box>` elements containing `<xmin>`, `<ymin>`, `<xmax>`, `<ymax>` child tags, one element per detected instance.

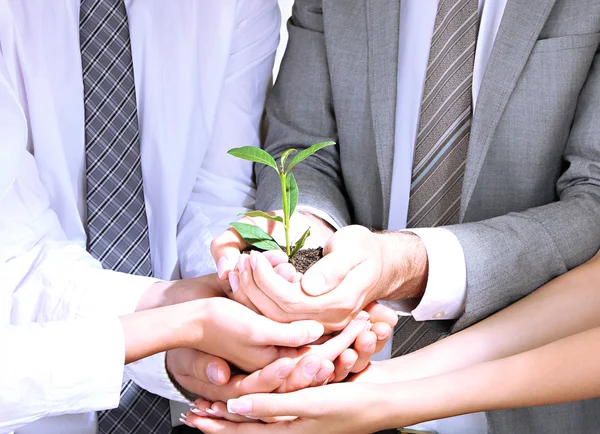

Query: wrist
<box><xmin>375</xmin><ymin>232</ymin><xmax>428</xmax><ymax>301</ymax></box>
<box><xmin>136</xmin><ymin>275</ymin><xmax>223</xmax><ymax>312</ymax></box>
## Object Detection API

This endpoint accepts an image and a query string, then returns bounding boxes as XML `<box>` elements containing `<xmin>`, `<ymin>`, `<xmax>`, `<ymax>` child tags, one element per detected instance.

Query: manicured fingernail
<box><xmin>207</xmin><ymin>362</ymin><xmax>220</xmax><ymax>385</ymax></box>
<box><xmin>366</xmin><ymin>341</ymin><xmax>376</xmax><ymax>353</ymax></box>
<box><xmin>217</xmin><ymin>256</ymin><xmax>228</xmax><ymax>279</ymax></box>
<box><xmin>229</xmin><ymin>272</ymin><xmax>240</xmax><ymax>293</ymax></box>
<box><xmin>238</xmin><ymin>254</ymin><xmax>248</xmax><ymax>274</ymax></box>
<box><xmin>303</xmin><ymin>361</ymin><xmax>320</xmax><ymax>377</ymax></box>
<box><xmin>246</xmin><ymin>416</ymin><xmax>260</xmax><ymax>420</ymax></box>
<box><xmin>190</xmin><ymin>408</ymin><xmax>208</xmax><ymax>416</ymax></box>
<box><xmin>179</xmin><ymin>414</ymin><xmax>194</xmax><ymax>427</ymax></box>
<box><xmin>249</xmin><ymin>251</ymin><xmax>258</xmax><ymax>271</ymax></box>
<box><xmin>227</xmin><ymin>398</ymin><xmax>253</xmax><ymax>415</ymax></box>
<box><xmin>355</xmin><ymin>311</ymin><xmax>369</xmax><ymax>321</ymax></box>
<box><xmin>276</xmin><ymin>364</ymin><xmax>295</xmax><ymax>379</ymax></box>
<box><xmin>205</xmin><ymin>408</ymin><xmax>222</xmax><ymax>418</ymax></box>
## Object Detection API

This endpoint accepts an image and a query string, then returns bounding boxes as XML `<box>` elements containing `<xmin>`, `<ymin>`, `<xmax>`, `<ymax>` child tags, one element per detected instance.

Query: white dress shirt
<box><xmin>0</xmin><ymin>52</ymin><xmax>156</xmax><ymax>434</ymax></box>
<box><xmin>0</xmin><ymin>0</ymin><xmax>280</xmax><ymax>432</ymax></box>
<box><xmin>386</xmin><ymin>1</ymin><xmax>506</xmax><ymax>433</ymax></box>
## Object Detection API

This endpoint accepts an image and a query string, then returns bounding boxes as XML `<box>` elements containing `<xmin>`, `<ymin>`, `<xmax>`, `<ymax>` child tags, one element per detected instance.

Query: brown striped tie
<box><xmin>392</xmin><ymin>0</ymin><xmax>478</xmax><ymax>358</ymax></box>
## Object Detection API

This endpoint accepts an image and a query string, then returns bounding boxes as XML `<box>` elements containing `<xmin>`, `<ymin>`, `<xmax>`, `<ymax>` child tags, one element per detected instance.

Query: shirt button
<box><xmin>433</xmin><ymin>311</ymin><xmax>445</xmax><ymax>319</ymax></box>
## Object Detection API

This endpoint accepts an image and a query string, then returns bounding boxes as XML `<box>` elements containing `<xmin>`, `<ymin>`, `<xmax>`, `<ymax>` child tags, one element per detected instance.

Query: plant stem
<box><xmin>280</xmin><ymin>172</ymin><xmax>291</xmax><ymax>256</ymax></box>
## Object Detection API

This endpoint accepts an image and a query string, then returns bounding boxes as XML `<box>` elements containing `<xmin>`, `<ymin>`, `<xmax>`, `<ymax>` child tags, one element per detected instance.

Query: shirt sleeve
<box><xmin>380</xmin><ymin>228</ymin><xmax>467</xmax><ymax>321</ymax></box>
<box><xmin>0</xmin><ymin>318</ymin><xmax>125</xmax><ymax>434</ymax></box>
<box><xmin>176</xmin><ymin>0</ymin><xmax>281</xmax><ymax>278</ymax></box>
<box><xmin>124</xmin><ymin>353</ymin><xmax>186</xmax><ymax>403</ymax></box>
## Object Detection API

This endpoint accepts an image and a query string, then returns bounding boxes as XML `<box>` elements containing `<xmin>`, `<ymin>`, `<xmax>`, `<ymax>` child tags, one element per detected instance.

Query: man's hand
<box><xmin>223</xmin><ymin>225</ymin><xmax>415</xmax><ymax>331</ymax></box>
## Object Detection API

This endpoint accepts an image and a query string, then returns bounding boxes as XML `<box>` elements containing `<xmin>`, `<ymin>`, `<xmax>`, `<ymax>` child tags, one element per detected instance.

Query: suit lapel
<box><xmin>366</xmin><ymin>0</ymin><xmax>400</xmax><ymax>228</ymax></box>
<box><xmin>461</xmin><ymin>0</ymin><xmax>557</xmax><ymax>219</ymax></box>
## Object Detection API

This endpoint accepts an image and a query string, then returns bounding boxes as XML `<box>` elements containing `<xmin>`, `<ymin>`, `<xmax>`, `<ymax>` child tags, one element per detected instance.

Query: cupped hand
<box><xmin>174</xmin><ymin>312</ymin><xmax>372</xmax><ymax>405</ymax></box>
<box><xmin>183</xmin><ymin>383</ymin><xmax>399</xmax><ymax>434</ymax></box>
<box><xmin>210</xmin><ymin>211</ymin><xmax>334</xmax><ymax>284</ymax></box>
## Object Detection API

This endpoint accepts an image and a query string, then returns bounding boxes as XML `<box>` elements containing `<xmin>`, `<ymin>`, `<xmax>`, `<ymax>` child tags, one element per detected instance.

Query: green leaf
<box><xmin>289</xmin><ymin>227</ymin><xmax>311</xmax><ymax>260</ymax></box>
<box><xmin>280</xmin><ymin>148</ymin><xmax>297</xmax><ymax>172</ymax></box>
<box><xmin>286</xmin><ymin>173</ymin><xmax>299</xmax><ymax>218</ymax></box>
<box><xmin>241</xmin><ymin>211</ymin><xmax>284</xmax><ymax>223</ymax></box>
<box><xmin>228</xmin><ymin>147</ymin><xmax>279</xmax><ymax>172</ymax></box>
<box><xmin>230</xmin><ymin>222</ymin><xmax>282</xmax><ymax>251</ymax></box>
<box><xmin>285</xmin><ymin>141</ymin><xmax>336</xmax><ymax>173</ymax></box>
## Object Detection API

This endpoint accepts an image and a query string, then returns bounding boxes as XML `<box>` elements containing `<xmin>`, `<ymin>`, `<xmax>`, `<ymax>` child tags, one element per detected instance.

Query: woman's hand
<box><xmin>183</xmin><ymin>383</ymin><xmax>402</xmax><ymax>434</ymax></box>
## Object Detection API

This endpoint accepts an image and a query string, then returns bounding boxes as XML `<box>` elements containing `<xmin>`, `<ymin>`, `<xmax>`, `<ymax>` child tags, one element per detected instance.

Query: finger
<box><xmin>227</xmin><ymin>389</ymin><xmax>322</xmax><ymax>418</ymax></box>
<box><xmin>167</xmin><ymin>348</ymin><xmax>231</xmax><ymax>387</ymax></box>
<box><xmin>209</xmin><ymin>402</ymin><xmax>259</xmax><ymax>423</ymax></box>
<box><xmin>312</xmin><ymin>359</ymin><xmax>335</xmax><ymax>387</ymax></box>
<box><xmin>189</xmin><ymin>399</ymin><xmax>220</xmax><ymax>419</ymax></box>
<box><xmin>185</xmin><ymin>415</ymin><xmax>286</xmax><ymax>434</ymax></box>
<box><xmin>364</xmin><ymin>301</ymin><xmax>399</xmax><ymax>328</ymax></box>
<box><xmin>370</xmin><ymin>322</ymin><xmax>393</xmax><ymax>353</ymax></box>
<box><xmin>274</xmin><ymin>262</ymin><xmax>298</xmax><ymax>282</ymax></box>
<box><xmin>307</xmin><ymin>311</ymin><xmax>370</xmax><ymax>361</ymax></box>
<box><xmin>332</xmin><ymin>349</ymin><xmax>359</xmax><ymax>383</ymax></box>
<box><xmin>276</xmin><ymin>354</ymin><xmax>323</xmax><ymax>393</ymax></box>
<box><xmin>350</xmin><ymin>330</ymin><xmax>377</xmax><ymax>373</ymax></box>
<box><xmin>229</xmin><ymin>271</ymin><xmax>262</xmax><ymax>314</ymax></box>
<box><xmin>212</xmin><ymin>227</ymin><xmax>247</xmax><ymax>280</ymax></box>
<box><xmin>263</xmin><ymin>249</ymin><xmax>289</xmax><ymax>268</ymax></box>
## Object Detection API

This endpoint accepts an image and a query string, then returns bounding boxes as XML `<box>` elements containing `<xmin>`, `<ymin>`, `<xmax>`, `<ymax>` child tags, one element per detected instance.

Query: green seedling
<box><xmin>228</xmin><ymin>141</ymin><xmax>335</xmax><ymax>259</ymax></box>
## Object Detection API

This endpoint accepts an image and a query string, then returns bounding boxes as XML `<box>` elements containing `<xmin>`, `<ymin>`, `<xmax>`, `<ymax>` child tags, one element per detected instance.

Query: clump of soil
<box><xmin>242</xmin><ymin>246</ymin><xmax>323</xmax><ymax>274</ymax></box>
<box><xmin>290</xmin><ymin>247</ymin><xmax>323</xmax><ymax>274</ymax></box>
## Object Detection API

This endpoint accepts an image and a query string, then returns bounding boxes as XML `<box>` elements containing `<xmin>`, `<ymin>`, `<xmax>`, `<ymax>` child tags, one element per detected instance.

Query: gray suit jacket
<box><xmin>257</xmin><ymin>1</ymin><xmax>600</xmax><ymax>432</ymax></box>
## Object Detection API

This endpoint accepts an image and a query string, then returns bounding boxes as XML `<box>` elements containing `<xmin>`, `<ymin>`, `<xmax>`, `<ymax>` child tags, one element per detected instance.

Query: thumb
<box><xmin>301</xmin><ymin>249</ymin><xmax>363</xmax><ymax>296</ymax></box>
<box><xmin>254</xmin><ymin>318</ymin><xmax>325</xmax><ymax>347</ymax></box>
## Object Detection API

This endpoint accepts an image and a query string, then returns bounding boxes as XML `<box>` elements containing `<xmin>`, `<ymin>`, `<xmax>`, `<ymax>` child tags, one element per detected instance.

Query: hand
<box><xmin>172</xmin><ymin>312</ymin><xmax>372</xmax><ymax>404</ymax></box>
<box><xmin>229</xmin><ymin>225</ymin><xmax>424</xmax><ymax>331</ymax></box>
<box><xmin>183</xmin><ymin>297</ymin><xmax>325</xmax><ymax>372</ymax></box>
<box><xmin>210</xmin><ymin>211</ymin><xmax>334</xmax><ymax>284</ymax></box>
<box><xmin>183</xmin><ymin>383</ymin><xmax>403</xmax><ymax>434</ymax></box>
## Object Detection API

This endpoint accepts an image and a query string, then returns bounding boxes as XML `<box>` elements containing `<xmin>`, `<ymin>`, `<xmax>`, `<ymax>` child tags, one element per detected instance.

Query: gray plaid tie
<box><xmin>80</xmin><ymin>1</ymin><xmax>172</xmax><ymax>432</ymax></box>
<box><xmin>392</xmin><ymin>0</ymin><xmax>478</xmax><ymax>357</ymax></box>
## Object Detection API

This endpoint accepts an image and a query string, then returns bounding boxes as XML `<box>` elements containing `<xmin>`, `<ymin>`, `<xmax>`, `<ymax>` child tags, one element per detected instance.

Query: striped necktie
<box><xmin>392</xmin><ymin>0</ymin><xmax>478</xmax><ymax>357</ymax></box>
<box><xmin>80</xmin><ymin>1</ymin><xmax>171</xmax><ymax>432</ymax></box>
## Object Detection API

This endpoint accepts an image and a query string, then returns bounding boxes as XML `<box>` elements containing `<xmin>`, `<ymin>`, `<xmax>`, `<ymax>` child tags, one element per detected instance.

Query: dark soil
<box><xmin>290</xmin><ymin>247</ymin><xmax>323</xmax><ymax>274</ymax></box>
<box><xmin>242</xmin><ymin>246</ymin><xmax>323</xmax><ymax>274</ymax></box>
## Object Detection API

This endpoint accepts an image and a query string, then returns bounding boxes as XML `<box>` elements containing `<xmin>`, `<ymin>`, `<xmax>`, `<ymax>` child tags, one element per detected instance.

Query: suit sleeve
<box><xmin>447</xmin><ymin>47</ymin><xmax>600</xmax><ymax>332</ymax></box>
<box><xmin>256</xmin><ymin>0</ymin><xmax>352</xmax><ymax>227</ymax></box>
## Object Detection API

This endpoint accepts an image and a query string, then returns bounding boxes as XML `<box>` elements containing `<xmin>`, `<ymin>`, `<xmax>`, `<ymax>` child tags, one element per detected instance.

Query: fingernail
<box><xmin>190</xmin><ymin>408</ymin><xmax>208</xmax><ymax>416</ymax></box>
<box><xmin>227</xmin><ymin>398</ymin><xmax>253</xmax><ymax>415</ymax></box>
<box><xmin>179</xmin><ymin>414</ymin><xmax>194</xmax><ymax>428</ymax></box>
<box><xmin>316</xmin><ymin>366</ymin><xmax>333</xmax><ymax>383</ymax></box>
<box><xmin>303</xmin><ymin>361</ymin><xmax>321</xmax><ymax>378</ymax></box>
<box><xmin>217</xmin><ymin>256</ymin><xmax>228</xmax><ymax>279</ymax></box>
<box><xmin>355</xmin><ymin>311</ymin><xmax>369</xmax><ymax>321</ymax></box>
<box><xmin>249</xmin><ymin>251</ymin><xmax>258</xmax><ymax>271</ymax></box>
<box><xmin>238</xmin><ymin>254</ymin><xmax>248</xmax><ymax>274</ymax></box>
<box><xmin>307</xmin><ymin>322</ymin><xmax>324</xmax><ymax>341</ymax></box>
<box><xmin>229</xmin><ymin>272</ymin><xmax>240</xmax><ymax>293</ymax></box>
<box><xmin>366</xmin><ymin>341</ymin><xmax>376</xmax><ymax>353</ymax></box>
<box><xmin>276</xmin><ymin>364</ymin><xmax>295</xmax><ymax>379</ymax></box>
<box><xmin>205</xmin><ymin>408</ymin><xmax>222</xmax><ymax>418</ymax></box>
<box><xmin>246</xmin><ymin>416</ymin><xmax>260</xmax><ymax>420</ymax></box>
<box><xmin>207</xmin><ymin>362</ymin><xmax>220</xmax><ymax>385</ymax></box>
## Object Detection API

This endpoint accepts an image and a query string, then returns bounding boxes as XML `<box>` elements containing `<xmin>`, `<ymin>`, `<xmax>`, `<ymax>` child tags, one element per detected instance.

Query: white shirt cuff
<box><xmin>124</xmin><ymin>353</ymin><xmax>186</xmax><ymax>403</ymax></box>
<box><xmin>380</xmin><ymin>228</ymin><xmax>467</xmax><ymax>321</ymax></box>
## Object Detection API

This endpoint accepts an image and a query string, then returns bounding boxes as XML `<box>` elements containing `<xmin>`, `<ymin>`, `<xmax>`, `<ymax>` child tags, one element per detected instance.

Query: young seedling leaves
<box><xmin>280</xmin><ymin>148</ymin><xmax>297</xmax><ymax>172</ymax></box>
<box><xmin>289</xmin><ymin>227</ymin><xmax>311</xmax><ymax>260</ymax></box>
<box><xmin>228</xmin><ymin>146</ymin><xmax>279</xmax><ymax>172</ymax></box>
<box><xmin>285</xmin><ymin>141</ymin><xmax>336</xmax><ymax>173</ymax></box>
<box><xmin>230</xmin><ymin>222</ymin><xmax>282</xmax><ymax>251</ymax></box>
<box><xmin>286</xmin><ymin>173</ymin><xmax>299</xmax><ymax>218</ymax></box>
<box><xmin>241</xmin><ymin>211</ymin><xmax>284</xmax><ymax>223</ymax></box>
